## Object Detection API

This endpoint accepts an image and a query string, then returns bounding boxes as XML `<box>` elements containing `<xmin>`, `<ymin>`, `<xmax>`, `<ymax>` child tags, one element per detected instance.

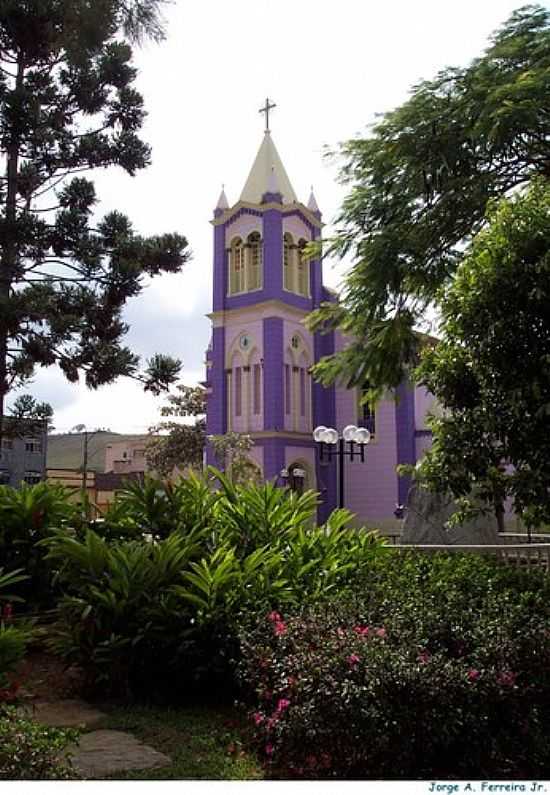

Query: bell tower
<box><xmin>205</xmin><ymin>101</ymin><xmax>337</xmax><ymax>518</ymax></box>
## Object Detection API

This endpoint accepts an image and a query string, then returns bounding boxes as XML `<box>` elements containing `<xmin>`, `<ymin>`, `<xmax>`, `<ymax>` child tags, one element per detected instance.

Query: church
<box><xmin>204</xmin><ymin>102</ymin><xmax>434</xmax><ymax>528</ymax></box>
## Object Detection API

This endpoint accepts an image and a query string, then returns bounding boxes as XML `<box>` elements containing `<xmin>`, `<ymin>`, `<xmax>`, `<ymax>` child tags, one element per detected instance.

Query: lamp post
<box><xmin>313</xmin><ymin>424</ymin><xmax>371</xmax><ymax>509</ymax></box>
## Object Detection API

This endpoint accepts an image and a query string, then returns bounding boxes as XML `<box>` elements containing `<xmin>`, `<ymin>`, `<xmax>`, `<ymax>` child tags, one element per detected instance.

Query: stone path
<box><xmin>30</xmin><ymin>700</ymin><xmax>106</xmax><ymax>729</ymax></box>
<box><xmin>26</xmin><ymin>699</ymin><xmax>171</xmax><ymax>779</ymax></box>
<box><xmin>66</xmin><ymin>729</ymin><xmax>171</xmax><ymax>778</ymax></box>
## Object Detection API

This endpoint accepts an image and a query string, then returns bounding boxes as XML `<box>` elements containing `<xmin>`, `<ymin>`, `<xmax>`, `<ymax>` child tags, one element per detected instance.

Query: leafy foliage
<box><xmin>412</xmin><ymin>179</ymin><xmax>550</xmax><ymax>528</ymax></box>
<box><xmin>0</xmin><ymin>482</ymin><xmax>80</xmax><ymax>608</ymax></box>
<box><xmin>240</xmin><ymin>552</ymin><xmax>550</xmax><ymax>778</ymax></box>
<box><xmin>307</xmin><ymin>5</ymin><xmax>550</xmax><ymax>396</ymax></box>
<box><xmin>146</xmin><ymin>385</ymin><xmax>207</xmax><ymax>476</ymax></box>
<box><xmin>0</xmin><ymin>0</ymin><xmax>190</xmax><ymax>425</ymax></box>
<box><xmin>43</xmin><ymin>470</ymin><xmax>385</xmax><ymax>700</ymax></box>
<box><xmin>209</xmin><ymin>434</ymin><xmax>262</xmax><ymax>485</ymax></box>
<box><xmin>145</xmin><ymin>384</ymin><xmax>261</xmax><ymax>482</ymax></box>
<box><xmin>0</xmin><ymin>706</ymin><xmax>78</xmax><ymax>779</ymax></box>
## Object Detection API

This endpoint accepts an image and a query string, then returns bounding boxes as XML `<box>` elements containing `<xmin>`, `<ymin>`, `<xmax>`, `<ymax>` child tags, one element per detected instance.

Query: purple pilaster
<box><xmin>206</xmin><ymin>326</ymin><xmax>226</xmax><ymax>466</ymax></box>
<box><xmin>262</xmin><ymin>438</ymin><xmax>286</xmax><ymax>482</ymax></box>
<box><xmin>263</xmin><ymin>317</ymin><xmax>284</xmax><ymax>431</ymax></box>
<box><xmin>395</xmin><ymin>381</ymin><xmax>416</xmax><ymax>505</ymax></box>
<box><xmin>262</xmin><ymin>208</ymin><xmax>283</xmax><ymax>296</ymax></box>
<box><xmin>311</xmin><ymin>223</ymin><xmax>323</xmax><ymax>307</ymax></box>
<box><xmin>313</xmin><ymin>328</ymin><xmax>337</xmax><ymax>522</ymax></box>
<box><xmin>213</xmin><ymin>220</ymin><xmax>226</xmax><ymax>312</ymax></box>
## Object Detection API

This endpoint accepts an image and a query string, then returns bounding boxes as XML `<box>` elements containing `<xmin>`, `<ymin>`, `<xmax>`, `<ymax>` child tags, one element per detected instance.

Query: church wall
<box><xmin>414</xmin><ymin>385</ymin><xmax>434</xmax><ymax>462</ymax></box>
<box><xmin>414</xmin><ymin>386</ymin><xmax>433</xmax><ymax>430</ymax></box>
<box><xmin>249</xmin><ymin>444</ymin><xmax>264</xmax><ymax>473</ymax></box>
<box><xmin>333</xmin><ymin>330</ymin><xmax>400</xmax><ymax>523</ymax></box>
<box><xmin>336</xmin><ymin>382</ymin><xmax>399</xmax><ymax>523</ymax></box>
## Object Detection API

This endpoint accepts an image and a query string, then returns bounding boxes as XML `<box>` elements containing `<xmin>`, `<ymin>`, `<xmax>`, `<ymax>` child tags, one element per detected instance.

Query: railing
<box><xmin>386</xmin><ymin>543</ymin><xmax>550</xmax><ymax>571</ymax></box>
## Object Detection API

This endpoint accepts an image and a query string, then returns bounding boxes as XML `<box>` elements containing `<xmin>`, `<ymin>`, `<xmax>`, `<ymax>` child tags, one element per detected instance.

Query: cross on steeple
<box><xmin>259</xmin><ymin>97</ymin><xmax>276</xmax><ymax>133</ymax></box>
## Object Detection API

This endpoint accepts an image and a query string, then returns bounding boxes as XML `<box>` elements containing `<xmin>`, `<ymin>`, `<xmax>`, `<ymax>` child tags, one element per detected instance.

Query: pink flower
<box><xmin>347</xmin><ymin>653</ymin><xmax>361</xmax><ymax>667</ymax></box>
<box><xmin>253</xmin><ymin>712</ymin><xmax>264</xmax><ymax>726</ymax></box>
<box><xmin>337</xmin><ymin>627</ymin><xmax>346</xmax><ymax>638</ymax></box>
<box><xmin>265</xmin><ymin>743</ymin><xmax>274</xmax><ymax>756</ymax></box>
<box><xmin>497</xmin><ymin>670</ymin><xmax>517</xmax><ymax>687</ymax></box>
<box><xmin>268</xmin><ymin>611</ymin><xmax>281</xmax><ymax>623</ymax></box>
<box><xmin>418</xmin><ymin>650</ymin><xmax>431</xmax><ymax>664</ymax></box>
<box><xmin>277</xmin><ymin>698</ymin><xmax>290</xmax><ymax>712</ymax></box>
<box><xmin>306</xmin><ymin>754</ymin><xmax>318</xmax><ymax>769</ymax></box>
<box><xmin>467</xmin><ymin>669</ymin><xmax>480</xmax><ymax>682</ymax></box>
<box><xmin>287</xmin><ymin>676</ymin><xmax>297</xmax><ymax>687</ymax></box>
<box><xmin>375</xmin><ymin>627</ymin><xmax>387</xmax><ymax>638</ymax></box>
<box><xmin>274</xmin><ymin>620</ymin><xmax>287</xmax><ymax>636</ymax></box>
<box><xmin>2</xmin><ymin>603</ymin><xmax>12</xmax><ymax>620</ymax></box>
<box><xmin>353</xmin><ymin>625</ymin><xmax>370</xmax><ymax>636</ymax></box>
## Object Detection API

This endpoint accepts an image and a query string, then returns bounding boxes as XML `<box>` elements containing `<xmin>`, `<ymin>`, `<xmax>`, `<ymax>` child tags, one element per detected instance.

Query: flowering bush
<box><xmin>239</xmin><ymin>554</ymin><xmax>550</xmax><ymax>779</ymax></box>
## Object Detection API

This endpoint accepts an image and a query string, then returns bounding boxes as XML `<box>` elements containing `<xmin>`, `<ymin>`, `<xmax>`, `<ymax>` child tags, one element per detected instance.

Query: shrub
<box><xmin>0</xmin><ymin>707</ymin><xmax>78</xmax><ymax>779</ymax></box>
<box><xmin>239</xmin><ymin>553</ymin><xmax>550</xmax><ymax>779</ymax></box>
<box><xmin>0</xmin><ymin>568</ymin><xmax>33</xmax><ymax>703</ymax></box>
<box><xmin>0</xmin><ymin>483</ymin><xmax>80</xmax><ymax>609</ymax></box>
<box><xmin>43</xmin><ymin>482</ymin><xmax>386</xmax><ymax>701</ymax></box>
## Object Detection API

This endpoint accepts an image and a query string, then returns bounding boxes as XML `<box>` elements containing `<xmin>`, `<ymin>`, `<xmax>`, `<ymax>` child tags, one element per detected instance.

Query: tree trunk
<box><xmin>0</xmin><ymin>53</ymin><xmax>25</xmax><ymax>446</ymax></box>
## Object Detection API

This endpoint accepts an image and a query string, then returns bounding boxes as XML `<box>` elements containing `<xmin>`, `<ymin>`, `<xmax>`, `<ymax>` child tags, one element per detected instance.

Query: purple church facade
<box><xmin>205</xmin><ymin>126</ymin><xmax>433</xmax><ymax>528</ymax></box>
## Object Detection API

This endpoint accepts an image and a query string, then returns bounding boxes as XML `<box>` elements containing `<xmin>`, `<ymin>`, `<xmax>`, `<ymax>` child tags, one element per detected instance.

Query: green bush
<box><xmin>0</xmin><ymin>707</ymin><xmax>78</xmax><ymax>779</ymax></box>
<box><xmin>0</xmin><ymin>483</ymin><xmax>81</xmax><ymax>609</ymax></box>
<box><xmin>0</xmin><ymin>568</ymin><xmax>33</xmax><ymax>703</ymax></box>
<box><xmin>238</xmin><ymin>552</ymin><xmax>550</xmax><ymax>778</ymax></box>
<box><xmin>43</xmin><ymin>474</ymin><xmax>385</xmax><ymax>701</ymax></box>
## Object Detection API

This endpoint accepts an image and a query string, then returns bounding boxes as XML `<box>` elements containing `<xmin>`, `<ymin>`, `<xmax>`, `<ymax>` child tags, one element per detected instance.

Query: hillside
<box><xmin>47</xmin><ymin>432</ymin><xmax>150</xmax><ymax>472</ymax></box>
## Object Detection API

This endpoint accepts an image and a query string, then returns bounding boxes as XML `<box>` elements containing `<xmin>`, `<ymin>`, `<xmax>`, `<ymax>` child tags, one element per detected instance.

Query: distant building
<box><xmin>0</xmin><ymin>419</ymin><xmax>48</xmax><ymax>487</ymax></box>
<box><xmin>104</xmin><ymin>437</ymin><xmax>150</xmax><ymax>474</ymax></box>
<box><xmin>47</xmin><ymin>468</ymin><xmax>143</xmax><ymax>514</ymax></box>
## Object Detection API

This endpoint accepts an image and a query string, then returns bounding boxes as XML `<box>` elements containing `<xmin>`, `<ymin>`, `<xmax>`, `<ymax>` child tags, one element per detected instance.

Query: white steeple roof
<box><xmin>240</xmin><ymin>131</ymin><xmax>297</xmax><ymax>204</ymax></box>
<box><xmin>215</xmin><ymin>186</ymin><xmax>229</xmax><ymax>210</ymax></box>
<box><xmin>307</xmin><ymin>187</ymin><xmax>320</xmax><ymax>213</ymax></box>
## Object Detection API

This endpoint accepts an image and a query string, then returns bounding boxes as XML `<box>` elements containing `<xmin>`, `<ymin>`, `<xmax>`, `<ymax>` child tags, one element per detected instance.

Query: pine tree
<box><xmin>0</xmin><ymin>0</ymin><xmax>189</xmax><ymax>441</ymax></box>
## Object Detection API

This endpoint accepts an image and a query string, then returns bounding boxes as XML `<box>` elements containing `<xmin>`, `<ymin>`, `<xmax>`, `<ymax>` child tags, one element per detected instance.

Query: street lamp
<box><xmin>313</xmin><ymin>424</ymin><xmax>371</xmax><ymax>509</ymax></box>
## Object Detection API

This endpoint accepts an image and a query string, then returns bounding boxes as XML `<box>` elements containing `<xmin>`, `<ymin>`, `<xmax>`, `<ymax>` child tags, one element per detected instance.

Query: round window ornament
<box><xmin>239</xmin><ymin>334</ymin><xmax>251</xmax><ymax>350</ymax></box>
<box><xmin>291</xmin><ymin>334</ymin><xmax>300</xmax><ymax>349</ymax></box>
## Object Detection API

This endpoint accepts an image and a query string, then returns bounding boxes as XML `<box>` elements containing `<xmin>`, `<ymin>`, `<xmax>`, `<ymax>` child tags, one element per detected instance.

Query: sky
<box><xmin>20</xmin><ymin>0</ymin><xmax>525</xmax><ymax>434</ymax></box>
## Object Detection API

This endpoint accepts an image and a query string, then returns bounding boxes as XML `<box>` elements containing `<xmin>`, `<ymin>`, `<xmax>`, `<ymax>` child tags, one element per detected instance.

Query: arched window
<box><xmin>247</xmin><ymin>232</ymin><xmax>262</xmax><ymax>291</ymax></box>
<box><xmin>296</xmin><ymin>239</ymin><xmax>309</xmax><ymax>297</ymax></box>
<box><xmin>283</xmin><ymin>233</ymin><xmax>293</xmax><ymax>291</ymax></box>
<box><xmin>229</xmin><ymin>237</ymin><xmax>244</xmax><ymax>294</ymax></box>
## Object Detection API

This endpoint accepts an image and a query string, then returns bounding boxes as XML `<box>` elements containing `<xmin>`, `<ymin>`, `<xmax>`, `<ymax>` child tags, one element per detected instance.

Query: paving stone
<box><xmin>66</xmin><ymin>729</ymin><xmax>171</xmax><ymax>778</ymax></box>
<box><xmin>26</xmin><ymin>700</ymin><xmax>107</xmax><ymax>729</ymax></box>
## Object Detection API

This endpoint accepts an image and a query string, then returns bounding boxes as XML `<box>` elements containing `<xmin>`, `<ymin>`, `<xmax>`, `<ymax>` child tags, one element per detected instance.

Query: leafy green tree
<box><xmin>410</xmin><ymin>180</ymin><xmax>550</xmax><ymax>531</ymax></box>
<box><xmin>209</xmin><ymin>432</ymin><xmax>262</xmax><ymax>485</ymax></box>
<box><xmin>308</xmin><ymin>5</ymin><xmax>550</xmax><ymax>398</ymax></box>
<box><xmin>145</xmin><ymin>384</ymin><xmax>207</xmax><ymax>476</ymax></box>
<box><xmin>0</xmin><ymin>0</ymin><xmax>190</xmax><ymax>441</ymax></box>
<box><xmin>146</xmin><ymin>384</ymin><xmax>262</xmax><ymax>483</ymax></box>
